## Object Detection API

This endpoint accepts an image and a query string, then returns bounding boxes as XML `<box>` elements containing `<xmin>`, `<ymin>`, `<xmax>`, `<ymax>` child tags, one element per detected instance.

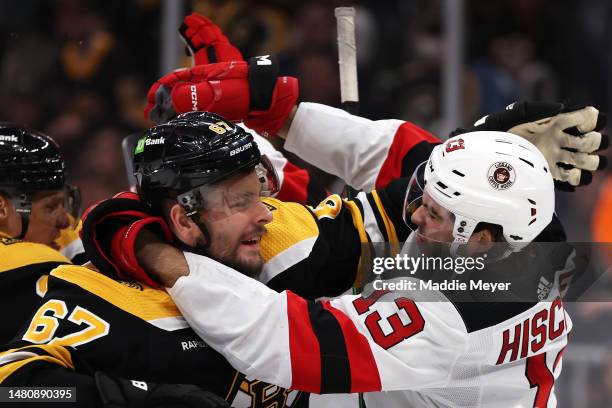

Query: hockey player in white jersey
<box><xmin>112</xmin><ymin>128</ymin><xmax>571</xmax><ymax>408</ymax></box>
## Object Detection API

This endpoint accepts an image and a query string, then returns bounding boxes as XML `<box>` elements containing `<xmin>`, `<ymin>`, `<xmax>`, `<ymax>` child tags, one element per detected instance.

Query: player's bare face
<box><xmin>199</xmin><ymin>171</ymin><xmax>273</xmax><ymax>277</ymax></box>
<box><xmin>24</xmin><ymin>190</ymin><xmax>70</xmax><ymax>250</ymax></box>
<box><xmin>410</xmin><ymin>191</ymin><xmax>454</xmax><ymax>244</ymax></box>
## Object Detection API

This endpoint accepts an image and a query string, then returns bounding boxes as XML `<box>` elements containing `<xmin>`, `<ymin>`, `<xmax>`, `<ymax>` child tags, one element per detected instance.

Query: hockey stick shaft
<box><xmin>335</xmin><ymin>7</ymin><xmax>359</xmax><ymax>115</ymax></box>
<box><xmin>121</xmin><ymin>133</ymin><xmax>142</xmax><ymax>192</ymax></box>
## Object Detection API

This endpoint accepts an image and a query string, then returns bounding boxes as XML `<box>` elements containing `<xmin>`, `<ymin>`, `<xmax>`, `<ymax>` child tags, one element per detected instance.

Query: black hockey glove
<box><xmin>95</xmin><ymin>371</ymin><xmax>229</xmax><ymax>408</ymax></box>
<box><xmin>452</xmin><ymin>101</ymin><xmax>608</xmax><ymax>191</ymax></box>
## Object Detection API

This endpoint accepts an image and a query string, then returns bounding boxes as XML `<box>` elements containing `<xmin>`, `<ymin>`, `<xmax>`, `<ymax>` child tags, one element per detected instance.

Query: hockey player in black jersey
<box><xmin>0</xmin><ymin>124</ymin><xmax>76</xmax><ymax>344</ymax></box>
<box><xmin>0</xmin><ymin>108</ymin><xmax>446</xmax><ymax>407</ymax></box>
<box><xmin>0</xmin><ymin>114</ymin><xmax>315</xmax><ymax>408</ymax></box>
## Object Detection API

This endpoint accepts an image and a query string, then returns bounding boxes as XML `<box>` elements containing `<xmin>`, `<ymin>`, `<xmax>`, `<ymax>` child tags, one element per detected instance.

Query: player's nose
<box><xmin>254</xmin><ymin>200</ymin><xmax>273</xmax><ymax>225</ymax></box>
<box><xmin>410</xmin><ymin>205</ymin><xmax>426</xmax><ymax>226</ymax></box>
<box><xmin>56</xmin><ymin>208</ymin><xmax>70</xmax><ymax>230</ymax></box>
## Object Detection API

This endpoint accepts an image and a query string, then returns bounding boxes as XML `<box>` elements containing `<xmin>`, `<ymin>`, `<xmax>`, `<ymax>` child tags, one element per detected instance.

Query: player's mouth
<box><xmin>415</xmin><ymin>231</ymin><xmax>432</xmax><ymax>244</ymax></box>
<box><xmin>240</xmin><ymin>236</ymin><xmax>261</xmax><ymax>247</ymax></box>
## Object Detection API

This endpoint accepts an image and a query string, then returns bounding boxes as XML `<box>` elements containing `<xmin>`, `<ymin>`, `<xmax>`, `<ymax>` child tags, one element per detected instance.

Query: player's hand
<box><xmin>80</xmin><ymin>191</ymin><xmax>172</xmax><ymax>288</ymax></box>
<box><xmin>452</xmin><ymin>101</ymin><xmax>608</xmax><ymax>191</ymax></box>
<box><xmin>144</xmin><ymin>56</ymin><xmax>298</xmax><ymax>138</ymax></box>
<box><xmin>95</xmin><ymin>371</ymin><xmax>229</xmax><ymax>408</ymax></box>
<box><xmin>179</xmin><ymin>12</ymin><xmax>243</xmax><ymax>65</ymax></box>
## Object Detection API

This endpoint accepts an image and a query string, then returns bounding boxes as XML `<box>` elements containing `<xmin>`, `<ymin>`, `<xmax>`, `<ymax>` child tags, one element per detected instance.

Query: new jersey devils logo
<box><xmin>445</xmin><ymin>138</ymin><xmax>465</xmax><ymax>153</ymax></box>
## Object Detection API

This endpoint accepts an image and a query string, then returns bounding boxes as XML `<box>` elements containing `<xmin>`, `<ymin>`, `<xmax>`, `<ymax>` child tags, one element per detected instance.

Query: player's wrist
<box><xmin>136</xmin><ymin>236</ymin><xmax>189</xmax><ymax>287</ymax></box>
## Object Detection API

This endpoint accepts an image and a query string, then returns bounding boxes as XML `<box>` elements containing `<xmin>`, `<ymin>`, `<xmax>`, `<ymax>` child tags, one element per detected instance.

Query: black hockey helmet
<box><xmin>0</xmin><ymin>123</ymin><xmax>74</xmax><ymax>238</ymax></box>
<box><xmin>0</xmin><ymin>123</ymin><xmax>66</xmax><ymax>191</ymax></box>
<box><xmin>134</xmin><ymin>111</ymin><xmax>279</xmax><ymax>215</ymax></box>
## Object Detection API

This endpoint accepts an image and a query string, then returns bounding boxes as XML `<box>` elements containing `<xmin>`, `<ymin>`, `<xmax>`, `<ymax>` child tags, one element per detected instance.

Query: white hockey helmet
<box><xmin>414</xmin><ymin>131</ymin><xmax>554</xmax><ymax>251</ymax></box>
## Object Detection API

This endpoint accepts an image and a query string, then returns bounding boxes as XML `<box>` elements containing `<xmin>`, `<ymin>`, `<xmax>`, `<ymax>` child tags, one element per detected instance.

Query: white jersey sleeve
<box><xmin>284</xmin><ymin>103</ymin><xmax>441</xmax><ymax>191</ymax></box>
<box><xmin>168</xmin><ymin>252</ymin><xmax>467</xmax><ymax>394</ymax></box>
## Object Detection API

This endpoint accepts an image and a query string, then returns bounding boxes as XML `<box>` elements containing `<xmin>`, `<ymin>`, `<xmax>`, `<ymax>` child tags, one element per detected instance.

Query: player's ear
<box><xmin>167</xmin><ymin>202</ymin><xmax>203</xmax><ymax>247</ymax></box>
<box><xmin>467</xmin><ymin>229</ymin><xmax>494</xmax><ymax>255</ymax></box>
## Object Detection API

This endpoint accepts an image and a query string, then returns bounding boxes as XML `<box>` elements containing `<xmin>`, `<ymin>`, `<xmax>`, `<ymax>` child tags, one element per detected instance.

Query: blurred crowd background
<box><xmin>1</xmin><ymin>0</ymin><xmax>612</xmax><ymax>406</ymax></box>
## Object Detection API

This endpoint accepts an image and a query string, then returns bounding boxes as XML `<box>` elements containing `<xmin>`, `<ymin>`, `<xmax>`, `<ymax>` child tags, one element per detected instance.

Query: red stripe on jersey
<box><xmin>286</xmin><ymin>291</ymin><xmax>322</xmax><ymax>393</ymax></box>
<box><xmin>321</xmin><ymin>301</ymin><xmax>382</xmax><ymax>392</ymax></box>
<box><xmin>375</xmin><ymin>122</ymin><xmax>440</xmax><ymax>189</ymax></box>
<box><xmin>275</xmin><ymin>161</ymin><xmax>309</xmax><ymax>204</ymax></box>
<box><xmin>553</xmin><ymin>345</ymin><xmax>567</xmax><ymax>371</ymax></box>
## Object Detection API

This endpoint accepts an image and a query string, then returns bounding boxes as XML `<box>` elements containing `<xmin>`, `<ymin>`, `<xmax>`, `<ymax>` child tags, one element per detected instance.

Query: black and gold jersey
<box><xmin>0</xmin><ymin>233</ymin><xmax>70</xmax><ymax>344</ymax></box>
<box><xmin>55</xmin><ymin>218</ymin><xmax>87</xmax><ymax>264</ymax></box>
<box><xmin>0</xmin><ymin>264</ymin><xmax>305</xmax><ymax>408</ymax></box>
<box><xmin>259</xmin><ymin>177</ymin><xmax>412</xmax><ymax>298</ymax></box>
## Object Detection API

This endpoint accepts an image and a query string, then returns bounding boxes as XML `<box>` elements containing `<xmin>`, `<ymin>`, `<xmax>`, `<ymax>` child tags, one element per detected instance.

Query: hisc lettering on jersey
<box><xmin>496</xmin><ymin>297</ymin><xmax>566</xmax><ymax>364</ymax></box>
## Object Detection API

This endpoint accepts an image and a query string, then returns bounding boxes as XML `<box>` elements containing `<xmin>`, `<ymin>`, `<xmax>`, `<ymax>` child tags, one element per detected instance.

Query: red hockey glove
<box><xmin>81</xmin><ymin>191</ymin><xmax>172</xmax><ymax>288</ymax></box>
<box><xmin>144</xmin><ymin>61</ymin><xmax>250</xmax><ymax>124</ymax></box>
<box><xmin>179</xmin><ymin>12</ymin><xmax>243</xmax><ymax>65</ymax></box>
<box><xmin>144</xmin><ymin>56</ymin><xmax>298</xmax><ymax>138</ymax></box>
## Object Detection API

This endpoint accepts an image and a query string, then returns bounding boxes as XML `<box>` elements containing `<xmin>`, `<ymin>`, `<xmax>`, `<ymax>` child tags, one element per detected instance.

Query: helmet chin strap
<box><xmin>16</xmin><ymin>213</ymin><xmax>30</xmax><ymax>240</ymax></box>
<box><xmin>172</xmin><ymin>215</ymin><xmax>212</xmax><ymax>257</ymax></box>
<box><xmin>11</xmin><ymin>192</ymin><xmax>32</xmax><ymax>240</ymax></box>
<box><xmin>191</xmin><ymin>215</ymin><xmax>211</xmax><ymax>251</ymax></box>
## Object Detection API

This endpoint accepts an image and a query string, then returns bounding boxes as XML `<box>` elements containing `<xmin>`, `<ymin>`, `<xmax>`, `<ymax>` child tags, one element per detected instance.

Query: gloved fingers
<box><xmin>555</xmin><ymin>106</ymin><xmax>600</xmax><ymax>133</ymax></box>
<box><xmin>179</xmin><ymin>13</ymin><xmax>243</xmax><ymax>66</ymax></box>
<box><xmin>557</xmin><ymin>150</ymin><xmax>601</xmax><ymax>171</ymax></box>
<box><xmin>144</xmin><ymin>70</ymin><xmax>185</xmax><ymax>120</ymax></box>
<box><xmin>555</xmin><ymin>165</ymin><xmax>585</xmax><ymax>186</ymax></box>
<box><xmin>150</xmin><ymin>85</ymin><xmax>176</xmax><ymax>124</ymax></box>
<box><xmin>180</xmin><ymin>13</ymin><xmax>223</xmax><ymax>50</ymax></box>
<box><xmin>553</xmin><ymin>180</ymin><xmax>576</xmax><ymax>192</ymax></box>
<box><xmin>562</xmin><ymin>131</ymin><xmax>604</xmax><ymax>153</ymax></box>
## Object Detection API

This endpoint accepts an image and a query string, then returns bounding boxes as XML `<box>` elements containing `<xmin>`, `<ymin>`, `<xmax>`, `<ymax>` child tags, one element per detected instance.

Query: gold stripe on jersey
<box><xmin>55</xmin><ymin>218</ymin><xmax>82</xmax><ymax>251</ymax></box>
<box><xmin>36</xmin><ymin>275</ymin><xmax>49</xmax><ymax>298</ymax></box>
<box><xmin>343</xmin><ymin>199</ymin><xmax>372</xmax><ymax>288</ymax></box>
<box><xmin>50</xmin><ymin>265</ymin><xmax>181</xmax><ymax>322</ymax></box>
<box><xmin>370</xmin><ymin>190</ymin><xmax>402</xmax><ymax>258</ymax></box>
<box><xmin>260</xmin><ymin>197</ymin><xmax>318</xmax><ymax>263</ymax></box>
<box><xmin>225</xmin><ymin>370</ymin><xmax>242</xmax><ymax>400</ymax></box>
<box><xmin>0</xmin><ymin>239</ymin><xmax>69</xmax><ymax>273</ymax></box>
<box><xmin>370</xmin><ymin>191</ymin><xmax>398</xmax><ymax>243</ymax></box>
<box><xmin>0</xmin><ymin>344</ymin><xmax>74</xmax><ymax>383</ymax></box>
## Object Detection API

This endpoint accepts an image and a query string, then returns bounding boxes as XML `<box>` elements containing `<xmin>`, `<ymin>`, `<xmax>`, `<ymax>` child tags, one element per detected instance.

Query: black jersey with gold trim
<box><xmin>0</xmin><ymin>234</ymin><xmax>70</xmax><ymax>344</ymax></box>
<box><xmin>55</xmin><ymin>218</ymin><xmax>87</xmax><ymax>264</ymax></box>
<box><xmin>259</xmin><ymin>177</ymin><xmax>411</xmax><ymax>298</ymax></box>
<box><xmin>0</xmin><ymin>264</ymin><xmax>304</xmax><ymax>408</ymax></box>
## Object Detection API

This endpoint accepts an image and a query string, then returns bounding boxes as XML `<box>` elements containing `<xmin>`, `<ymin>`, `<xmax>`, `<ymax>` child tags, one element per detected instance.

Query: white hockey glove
<box><xmin>452</xmin><ymin>101</ymin><xmax>608</xmax><ymax>191</ymax></box>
